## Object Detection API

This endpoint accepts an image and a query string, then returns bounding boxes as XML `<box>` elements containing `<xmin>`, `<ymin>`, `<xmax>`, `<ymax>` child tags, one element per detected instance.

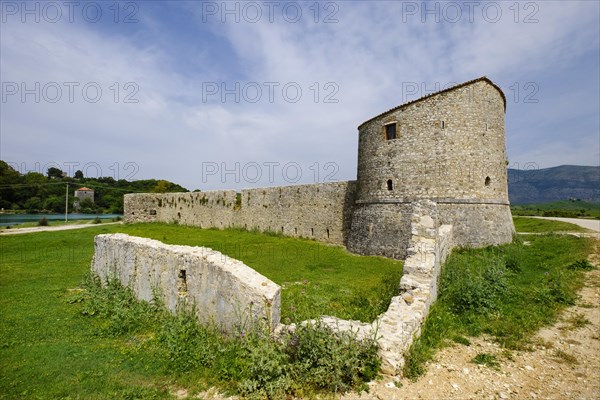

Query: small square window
<box><xmin>385</xmin><ymin>123</ymin><xmax>397</xmax><ymax>140</ymax></box>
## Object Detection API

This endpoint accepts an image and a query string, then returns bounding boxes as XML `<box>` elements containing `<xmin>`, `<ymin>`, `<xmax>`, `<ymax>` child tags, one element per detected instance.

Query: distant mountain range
<box><xmin>508</xmin><ymin>165</ymin><xmax>600</xmax><ymax>204</ymax></box>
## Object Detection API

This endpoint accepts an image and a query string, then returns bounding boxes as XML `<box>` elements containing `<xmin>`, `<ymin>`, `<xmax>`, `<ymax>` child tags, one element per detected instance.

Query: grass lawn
<box><xmin>511</xmin><ymin>200</ymin><xmax>600</xmax><ymax>219</ymax></box>
<box><xmin>0</xmin><ymin>223</ymin><xmax>394</xmax><ymax>398</ymax></box>
<box><xmin>513</xmin><ymin>216</ymin><xmax>590</xmax><ymax>233</ymax></box>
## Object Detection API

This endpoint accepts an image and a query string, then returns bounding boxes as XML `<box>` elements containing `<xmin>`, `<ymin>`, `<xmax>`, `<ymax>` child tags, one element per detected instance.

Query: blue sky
<box><xmin>1</xmin><ymin>1</ymin><xmax>598</xmax><ymax>190</ymax></box>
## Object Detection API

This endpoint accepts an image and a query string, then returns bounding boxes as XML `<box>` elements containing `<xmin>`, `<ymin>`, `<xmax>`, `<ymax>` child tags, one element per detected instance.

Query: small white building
<box><xmin>74</xmin><ymin>187</ymin><xmax>94</xmax><ymax>203</ymax></box>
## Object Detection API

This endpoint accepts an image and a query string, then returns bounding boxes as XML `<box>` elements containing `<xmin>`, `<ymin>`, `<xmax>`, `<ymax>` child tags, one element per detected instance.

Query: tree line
<box><xmin>0</xmin><ymin>161</ymin><xmax>189</xmax><ymax>214</ymax></box>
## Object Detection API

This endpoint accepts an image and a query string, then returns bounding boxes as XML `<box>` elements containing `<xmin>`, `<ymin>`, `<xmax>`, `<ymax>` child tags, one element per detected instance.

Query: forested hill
<box><xmin>508</xmin><ymin>165</ymin><xmax>600</xmax><ymax>204</ymax></box>
<box><xmin>0</xmin><ymin>160</ymin><xmax>189</xmax><ymax>214</ymax></box>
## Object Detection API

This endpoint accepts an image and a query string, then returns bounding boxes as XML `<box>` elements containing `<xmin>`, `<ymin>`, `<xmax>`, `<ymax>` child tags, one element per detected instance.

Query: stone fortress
<box><xmin>124</xmin><ymin>76</ymin><xmax>515</xmax><ymax>256</ymax></box>
<box><xmin>97</xmin><ymin>77</ymin><xmax>515</xmax><ymax>374</ymax></box>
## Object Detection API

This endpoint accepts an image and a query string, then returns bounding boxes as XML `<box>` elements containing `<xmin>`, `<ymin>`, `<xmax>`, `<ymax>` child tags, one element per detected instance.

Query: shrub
<box><xmin>93</xmin><ymin>217</ymin><xmax>102</xmax><ymax>224</ymax></box>
<box><xmin>155</xmin><ymin>305</ymin><xmax>218</xmax><ymax>373</ymax></box>
<box><xmin>533</xmin><ymin>271</ymin><xmax>577</xmax><ymax>306</ymax></box>
<box><xmin>567</xmin><ymin>259</ymin><xmax>594</xmax><ymax>271</ymax></box>
<box><xmin>38</xmin><ymin>217</ymin><xmax>49</xmax><ymax>226</ymax></box>
<box><xmin>77</xmin><ymin>273</ymin><xmax>380</xmax><ymax>398</ymax></box>
<box><xmin>440</xmin><ymin>255</ymin><xmax>510</xmax><ymax>315</ymax></box>
<box><xmin>80</xmin><ymin>273</ymin><xmax>161</xmax><ymax>336</ymax></box>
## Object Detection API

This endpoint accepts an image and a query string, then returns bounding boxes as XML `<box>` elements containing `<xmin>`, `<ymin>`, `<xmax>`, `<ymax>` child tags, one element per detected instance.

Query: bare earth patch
<box><xmin>343</xmin><ymin>240</ymin><xmax>600</xmax><ymax>400</ymax></box>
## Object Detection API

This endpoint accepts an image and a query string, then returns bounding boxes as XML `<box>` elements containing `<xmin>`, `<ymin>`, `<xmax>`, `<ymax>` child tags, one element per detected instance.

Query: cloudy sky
<box><xmin>1</xmin><ymin>1</ymin><xmax>598</xmax><ymax>191</ymax></box>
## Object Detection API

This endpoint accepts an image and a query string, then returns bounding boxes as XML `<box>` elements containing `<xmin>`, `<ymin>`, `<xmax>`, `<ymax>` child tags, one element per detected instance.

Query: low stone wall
<box><xmin>91</xmin><ymin>233</ymin><xmax>281</xmax><ymax>332</ymax></box>
<box><xmin>301</xmin><ymin>200</ymin><xmax>454</xmax><ymax>375</ymax></box>
<box><xmin>124</xmin><ymin>181</ymin><xmax>357</xmax><ymax>245</ymax></box>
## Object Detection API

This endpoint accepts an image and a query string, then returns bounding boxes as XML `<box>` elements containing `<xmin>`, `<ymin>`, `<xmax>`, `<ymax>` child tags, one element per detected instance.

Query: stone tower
<box><xmin>347</xmin><ymin>77</ymin><xmax>514</xmax><ymax>259</ymax></box>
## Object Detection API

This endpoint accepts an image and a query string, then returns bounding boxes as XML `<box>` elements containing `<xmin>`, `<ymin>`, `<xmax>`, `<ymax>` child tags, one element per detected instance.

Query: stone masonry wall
<box><xmin>124</xmin><ymin>181</ymin><xmax>357</xmax><ymax>246</ymax></box>
<box><xmin>91</xmin><ymin>233</ymin><xmax>281</xmax><ymax>332</ymax></box>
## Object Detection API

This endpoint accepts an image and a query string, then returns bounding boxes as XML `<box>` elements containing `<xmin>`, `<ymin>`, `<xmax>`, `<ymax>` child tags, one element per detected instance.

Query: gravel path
<box><xmin>528</xmin><ymin>216</ymin><xmax>600</xmax><ymax>232</ymax></box>
<box><xmin>0</xmin><ymin>222</ymin><xmax>121</xmax><ymax>235</ymax></box>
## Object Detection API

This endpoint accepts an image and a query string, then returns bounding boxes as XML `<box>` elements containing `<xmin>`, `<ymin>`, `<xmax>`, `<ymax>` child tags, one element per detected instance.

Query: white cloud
<box><xmin>1</xmin><ymin>1</ymin><xmax>598</xmax><ymax>191</ymax></box>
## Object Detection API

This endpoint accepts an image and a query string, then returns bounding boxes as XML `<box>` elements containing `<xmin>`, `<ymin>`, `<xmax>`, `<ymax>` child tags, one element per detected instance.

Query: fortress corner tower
<box><xmin>347</xmin><ymin>77</ymin><xmax>515</xmax><ymax>259</ymax></box>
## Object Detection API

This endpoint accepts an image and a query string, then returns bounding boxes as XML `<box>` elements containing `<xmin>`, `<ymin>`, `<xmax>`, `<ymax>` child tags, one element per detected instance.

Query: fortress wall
<box><xmin>240</xmin><ymin>181</ymin><xmax>357</xmax><ymax>245</ymax></box>
<box><xmin>346</xmin><ymin>203</ymin><xmax>413</xmax><ymax>259</ymax></box>
<box><xmin>91</xmin><ymin>233</ymin><xmax>281</xmax><ymax>332</ymax></box>
<box><xmin>437</xmin><ymin>202</ymin><xmax>514</xmax><ymax>247</ymax></box>
<box><xmin>125</xmin><ymin>191</ymin><xmax>239</xmax><ymax>227</ymax></box>
<box><xmin>124</xmin><ymin>181</ymin><xmax>357</xmax><ymax>246</ymax></box>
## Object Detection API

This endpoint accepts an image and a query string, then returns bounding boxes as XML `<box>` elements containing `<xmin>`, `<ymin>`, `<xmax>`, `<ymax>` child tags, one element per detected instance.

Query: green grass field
<box><xmin>513</xmin><ymin>216</ymin><xmax>590</xmax><ymax>233</ymax></box>
<box><xmin>0</xmin><ymin>223</ymin><xmax>396</xmax><ymax>398</ymax></box>
<box><xmin>1</xmin><ymin>219</ymin><xmax>596</xmax><ymax>397</ymax></box>
<box><xmin>511</xmin><ymin>200</ymin><xmax>600</xmax><ymax>219</ymax></box>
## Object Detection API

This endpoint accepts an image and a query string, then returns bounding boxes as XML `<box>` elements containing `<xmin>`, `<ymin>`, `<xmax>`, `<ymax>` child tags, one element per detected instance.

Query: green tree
<box><xmin>0</xmin><ymin>161</ymin><xmax>22</xmax><ymax>208</ymax></box>
<box><xmin>24</xmin><ymin>197</ymin><xmax>42</xmax><ymax>212</ymax></box>
<box><xmin>153</xmin><ymin>180</ymin><xmax>172</xmax><ymax>193</ymax></box>
<box><xmin>44</xmin><ymin>195</ymin><xmax>64</xmax><ymax>213</ymax></box>
<box><xmin>74</xmin><ymin>170</ymin><xmax>84</xmax><ymax>179</ymax></box>
<box><xmin>47</xmin><ymin>167</ymin><xmax>64</xmax><ymax>179</ymax></box>
<box><xmin>78</xmin><ymin>197</ymin><xmax>96</xmax><ymax>213</ymax></box>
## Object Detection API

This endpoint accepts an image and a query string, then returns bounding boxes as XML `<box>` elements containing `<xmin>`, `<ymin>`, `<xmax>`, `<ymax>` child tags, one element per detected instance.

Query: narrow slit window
<box><xmin>441</xmin><ymin>120</ymin><xmax>445</xmax><ymax>129</ymax></box>
<box><xmin>387</xmin><ymin>179</ymin><xmax>393</xmax><ymax>191</ymax></box>
<box><xmin>385</xmin><ymin>123</ymin><xmax>397</xmax><ymax>140</ymax></box>
<box><xmin>485</xmin><ymin>176</ymin><xmax>491</xmax><ymax>186</ymax></box>
<box><xmin>178</xmin><ymin>269</ymin><xmax>188</xmax><ymax>295</ymax></box>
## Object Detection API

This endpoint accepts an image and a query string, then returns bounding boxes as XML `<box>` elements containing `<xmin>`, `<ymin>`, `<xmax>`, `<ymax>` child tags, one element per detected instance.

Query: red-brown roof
<box><xmin>76</xmin><ymin>187</ymin><xmax>93</xmax><ymax>191</ymax></box>
<box><xmin>358</xmin><ymin>76</ymin><xmax>506</xmax><ymax>130</ymax></box>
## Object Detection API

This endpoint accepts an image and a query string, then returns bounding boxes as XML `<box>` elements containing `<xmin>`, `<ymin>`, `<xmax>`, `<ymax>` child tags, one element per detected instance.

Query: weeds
<box><xmin>568</xmin><ymin>259</ymin><xmax>594</xmax><ymax>271</ymax></box>
<box><xmin>562</xmin><ymin>313</ymin><xmax>591</xmax><ymax>330</ymax></box>
<box><xmin>472</xmin><ymin>353</ymin><xmax>500</xmax><ymax>369</ymax></box>
<box><xmin>553</xmin><ymin>350</ymin><xmax>578</xmax><ymax>365</ymax></box>
<box><xmin>451</xmin><ymin>335</ymin><xmax>471</xmax><ymax>346</ymax></box>
<box><xmin>77</xmin><ymin>274</ymin><xmax>380</xmax><ymax>398</ymax></box>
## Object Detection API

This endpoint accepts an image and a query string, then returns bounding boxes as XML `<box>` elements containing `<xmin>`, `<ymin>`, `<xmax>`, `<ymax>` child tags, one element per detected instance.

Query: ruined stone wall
<box><xmin>91</xmin><ymin>233</ymin><xmax>281</xmax><ymax>332</ymax></box>
<box><xmin>241</xmin><ymin>182</ymin><xmax>356</xmax><ymax>244</ymax></box>
<box><xmin>124</xmin><ymin>181</ymin><xmax>357</xmax><ymax>246</ymax></box>
<box><xmin>310</xmin><ymin>200</ymin><xmax>455</xmax><ymax>375</ymax></box>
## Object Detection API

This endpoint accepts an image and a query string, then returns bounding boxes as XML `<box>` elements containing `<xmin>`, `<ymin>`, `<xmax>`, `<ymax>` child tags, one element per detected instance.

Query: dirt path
<box><xmin>528</xmin><ymin>217</ymin><xmax>600</xmax><ymax>232</ymax></box>
<box><xmin>0</xmin><ymin>221</ymin><xmax>121</xmax><ymax>235</ymax></box>
<box><xmin>342</xmin><ymin>239</ymin><xmax>600</xmax><ymax>400</ymax></box>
